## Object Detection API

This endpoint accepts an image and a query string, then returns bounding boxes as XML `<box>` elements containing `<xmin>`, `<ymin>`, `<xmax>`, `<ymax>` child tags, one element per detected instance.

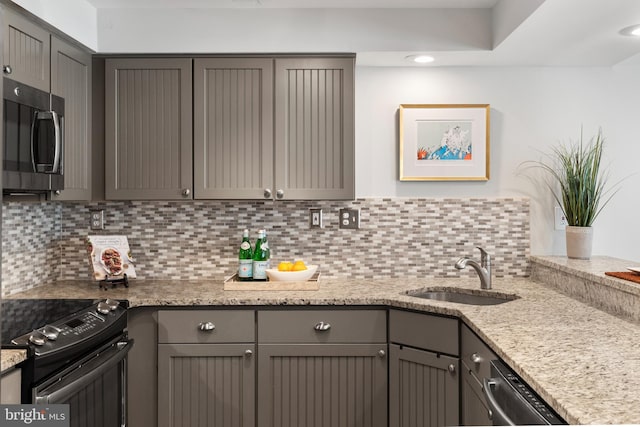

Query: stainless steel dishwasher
<box><xmin>482</xmin><ymin>359</ymin><xmax>566</xmax><ymax>425</ymax></box>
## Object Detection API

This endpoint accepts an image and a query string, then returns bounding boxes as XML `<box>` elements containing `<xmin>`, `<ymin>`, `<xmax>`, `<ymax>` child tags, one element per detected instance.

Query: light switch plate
<box><xmin>309</xmin><ymin>208</ymin><xmax>323</xmax><ymax>228</ymax></box>
<box><xmin>339</xmin><ymin>208</ymin><xmax>360</xmax><ymax>229</ymax></box>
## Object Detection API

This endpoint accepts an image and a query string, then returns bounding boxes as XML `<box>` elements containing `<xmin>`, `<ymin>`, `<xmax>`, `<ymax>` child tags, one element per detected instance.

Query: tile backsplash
<box><xmin>2</xmin><ymin>198</ymin><xmax>530</xmax><ymax>296</ymax></box>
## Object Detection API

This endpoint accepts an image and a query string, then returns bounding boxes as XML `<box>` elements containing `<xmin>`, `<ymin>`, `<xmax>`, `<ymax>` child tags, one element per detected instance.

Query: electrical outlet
<box><xmin>554</xmin><ymin>206</ymin><xmax>567</xmax><ymax>230</ymax></box>
<box><xmin>90</xmin><ymin>210</ymin><xmax>105</xmax><ymax>230</ymax></box>
<box><xmin>339</xmin><ymin>208</ymin><xmax>360</xmax><ymax>229</ymax></box>
<box><xmin>309</xmin><ymin>208</ymin><xmax>323</xmax><ymax>228</ymax></box>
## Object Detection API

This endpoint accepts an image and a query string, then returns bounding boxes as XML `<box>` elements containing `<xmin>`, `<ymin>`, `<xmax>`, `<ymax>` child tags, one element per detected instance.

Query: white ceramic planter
<box><xmin>565</xmin><ymin>226</ymin><xmax>593</xmax><ymax>260</ymax></box>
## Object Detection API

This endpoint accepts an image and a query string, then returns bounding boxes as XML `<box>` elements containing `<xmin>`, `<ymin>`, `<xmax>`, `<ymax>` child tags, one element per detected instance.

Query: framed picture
<box><xmin>399</xmin><ymin>104</ymin><xmax>490</xmax><ymax>181</ymax></box>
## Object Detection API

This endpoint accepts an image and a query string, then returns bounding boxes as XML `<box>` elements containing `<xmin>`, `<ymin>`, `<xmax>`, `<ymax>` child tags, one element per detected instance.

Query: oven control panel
<box><xmin>11</xmin><ymin>299</ymin><xmax>127</xmax><ymax>356</ymax></box>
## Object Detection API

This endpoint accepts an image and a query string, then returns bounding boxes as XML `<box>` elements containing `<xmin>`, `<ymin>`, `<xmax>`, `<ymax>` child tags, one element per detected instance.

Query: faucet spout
<box><xmin>455</xmin><ymin>247</ymin><xmax>492</xmax><ymax>290</ymax></box>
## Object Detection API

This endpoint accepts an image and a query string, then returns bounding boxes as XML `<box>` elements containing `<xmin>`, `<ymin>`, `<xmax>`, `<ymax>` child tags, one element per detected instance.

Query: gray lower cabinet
<box><xmin>158</xmin><ymin>344</ymin><xmax>255</xmax><ymax>427</ymax></box>
<box><xmin>157</xmin><ymin>310</ymin><xmax>256</xmax><ymax>427</ymax></box>
<box><xmin>389</xmin><ymin>309</ymin><xmax>460</xmax><ymax>427</ymax></box>
<box><xmin>460</xmin><ymin>324</ymin><xmax>497</xmax><ymax>426</ymax></box>
<box><xmin>257</xmin><ymin>309</ymin><xmax>387</xmax><ymax>427</ymax></box>
<box><xmin>50</xmin><ymin>36</ymin><xmax>92</xmax><ymax>201</ymax></box>
<box><xmin>0</xmin><ymin>368</ymin><xmax>21</xmax><ymax>404</ymax></box>
<box><xmin>105</xmin><ymin>58</ymin><xmax>193</xmax><ymax>200</ymax></box>
<box><xmin>389</xmin><ymin>344</ymin><xmax>459</xmax><ymax>427</ymax></box>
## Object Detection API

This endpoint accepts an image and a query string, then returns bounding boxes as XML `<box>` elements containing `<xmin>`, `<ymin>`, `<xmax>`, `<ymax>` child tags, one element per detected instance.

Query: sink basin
<box><xmin>405</xmin><ymin>288</ymin><xmax>519</xmax><ymax>305</ymax></box>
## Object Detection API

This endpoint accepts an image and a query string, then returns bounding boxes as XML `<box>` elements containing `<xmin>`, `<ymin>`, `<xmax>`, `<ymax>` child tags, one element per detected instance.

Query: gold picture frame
<box><xmin>399</xmin><ymin>104</ymin><xmax>490</xmax><ymax>181</ymax></box>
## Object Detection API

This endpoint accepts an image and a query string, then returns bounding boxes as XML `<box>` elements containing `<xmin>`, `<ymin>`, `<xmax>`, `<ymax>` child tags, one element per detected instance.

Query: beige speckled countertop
<box><xmin>5</xmin><ymin>256</ymin><xmax>640</xmax><ymax>425</ymax></box>
<box><xmin>1</xmin><ymin>350</ymin><xmax>27</xmax><ymax>373</ymax></box>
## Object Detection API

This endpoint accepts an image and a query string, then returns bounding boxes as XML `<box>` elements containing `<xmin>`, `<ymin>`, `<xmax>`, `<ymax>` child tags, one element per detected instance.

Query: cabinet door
<box><xmin>158</xmin><ymin>343</ymin><xmax>255</xmax><ymax>427</ymax></box>
<box><xmin>50</xmin><ymin>36</ymin><xmax>92</xmax><ymax>201</ymax></box>
<box><xmin>257</xmin><ymin>344</ymin><xmax>387</xmax><ymax>427</ymax></box>
<box><xmin>3</xmin><ymin>8</ymin><xmax>50</xmax><ymax>91</ymax></box>
<box><xmin>274</xmin><ymin>57</ymin><xmax>355</xmax><ymax>200</ymax></box>
<box><xmin>389</xmin><ymin>344</ymin><xmax>460</xmax><ymax>427</ymax></box>
<box><xmin>0</xmin><ymin>368</ymin><xmax>21</xmax><ymax>404</ymax></box>
<box><xmin>461</xmin><ymin>368</ymin><xmax>492</xmax><ymax>426</ymax></box>
<box><xmin>194</xmin><ymin>58</ymin><xmax>273</xmax><ymax>199</ymax></box>
<box><xmin>105</xmin><ymin>58</ymin><xmax>193</xmax><ymax>200</ymax></box>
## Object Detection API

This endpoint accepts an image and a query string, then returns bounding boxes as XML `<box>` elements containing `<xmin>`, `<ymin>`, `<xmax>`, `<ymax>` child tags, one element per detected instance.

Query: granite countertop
<box><xmin>5</xmin><ymin>257</ymin><xmax>640</xmax><ymax>425</ymax></box>
<box><xmin>1</xmin><ymin>350</ymin><xmax>27</xmax><ymax>373</ymax></box>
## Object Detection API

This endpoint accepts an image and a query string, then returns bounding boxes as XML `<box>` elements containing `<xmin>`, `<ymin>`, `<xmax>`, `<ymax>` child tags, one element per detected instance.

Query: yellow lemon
<box><xmin>292</xmin><ymin>260</ymin><xmax>307</xmax><ymax>271</ymax></box>
<box><xmin>278</xmin><ymin>261</ymin><xmax>293</xmax><ymax>271</ymax></box>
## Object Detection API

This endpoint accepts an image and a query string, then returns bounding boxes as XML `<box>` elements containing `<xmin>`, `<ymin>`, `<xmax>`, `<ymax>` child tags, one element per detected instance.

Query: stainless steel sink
<box><xmin>405</xmin><ymin>288</ymin><xmax>519</xmax><ymax>305</ymax></box>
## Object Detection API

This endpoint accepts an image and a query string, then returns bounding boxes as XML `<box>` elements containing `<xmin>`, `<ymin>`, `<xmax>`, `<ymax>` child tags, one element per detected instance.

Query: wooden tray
<box><xmin>223</xmin><ymin>272</ymin><xmax>320</xmax><ymax>291</ymax></box>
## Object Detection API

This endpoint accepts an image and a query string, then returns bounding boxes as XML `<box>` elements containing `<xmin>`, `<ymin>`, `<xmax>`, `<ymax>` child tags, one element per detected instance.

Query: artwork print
<box><xmin>398</xmin><ymin>104</ymin><xmax>489</xmax><ymax>181</ymax></box>
<box><xmin>416</xmin><ymin>121</ymin><xmax>473</xmax><ymax>161</ymax></box>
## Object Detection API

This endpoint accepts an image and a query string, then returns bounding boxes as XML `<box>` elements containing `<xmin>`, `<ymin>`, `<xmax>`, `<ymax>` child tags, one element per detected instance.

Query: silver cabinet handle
<box><xmin>471</xmin><ymin>353</ymin><xmax>482</xmax><ymax>364</ymax></box>
<box><xmin>54</xmin><ymin>190</ymin><xmax>61</xmax><ymax>195</ymax></box>
<box><xmin>245</xmin><ymin>349</ymin><xmax>253</xmax><ymax>357</ymax></box>
<box><xmin>198</xmin><ymin>322</ymin><xmax>215</xmax><ymax>332</ymax></box>
<box><xmin>276</xmin><ymin>189</ymin><xmax>284</xmax><ymax>199</ymax></box>
<box><xmin>182</xmin><ymin>188</ymin><xmax>191</xmax><ymax>197</ymax></box>
<box><xmin>448</xmin><ymin>364</ymin><xmax>456</xmax><ymax>374</ymax></box>
<box><xmin>378</xmin><ymin>350</ymin><xmax>386</xmax><ymax>358</ymax></box>
<box><xmin>314</xmin><ymin>321</ymin><xmax>331</xmax><ymax>331</ymax></box>
<box><xmin>3</xmin><ymin>65</ymin><xmax>12</xmax><ymax>75</ymax></box>
<box><xmin>264</xmin><ymin>188</ymin><xmax>272</xmax><ymax>198</ymax></box>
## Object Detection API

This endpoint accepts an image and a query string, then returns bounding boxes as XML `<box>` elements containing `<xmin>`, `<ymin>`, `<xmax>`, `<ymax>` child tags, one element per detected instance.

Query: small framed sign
<box><xmin>399</xmin><ymin>104</ymin><xmax>490</xmax><ymax>181</ymax></box>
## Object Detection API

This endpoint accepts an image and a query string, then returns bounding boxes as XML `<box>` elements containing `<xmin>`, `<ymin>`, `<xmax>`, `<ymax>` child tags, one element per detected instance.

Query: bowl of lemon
<box><xmin>266</xmin><ymin>260</ymin><xmax>318</xmax><ymax>282</ymax></box>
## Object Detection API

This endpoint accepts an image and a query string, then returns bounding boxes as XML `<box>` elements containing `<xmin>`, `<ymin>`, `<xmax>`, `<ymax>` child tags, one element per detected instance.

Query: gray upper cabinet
<box><xmin>50</xmin><ymin>36</ymin><xmax>92</xmax><ymax>201</ymax></box>
<box><xmin>3</xmin><ymin>8</ymin><xmax>50</xmax><ymax>91</ymax></box>
<box><xmin>194</xmin><ymin>56</ymin><xmax>354</xmax><ymax>200</ymax></box>
<box><xmin>274</xmin><ymin>57</ymin><xmax>355</xmax><ymax>200</ymax></box>
<box><xmin>193</xmin><ymin>58</ymin><xmax>274</xmax><ymax>199</ymax></box>
<box><xmin>105</xmin><ymin>58</ymin><xmax>193</xmax><ymax>200</ymax></box>
<box><xmin>104</xmin><ymin>55</ymin><xmax>353</xmax><ymax>201</ymax></box>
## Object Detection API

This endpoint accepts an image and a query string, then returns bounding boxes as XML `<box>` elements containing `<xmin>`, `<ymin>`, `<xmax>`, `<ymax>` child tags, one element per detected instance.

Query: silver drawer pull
<box><xmin>245</xmin><ymin>349</ymin><xmax>253</xmax><ymax>357</ymax></box>
<box><xmin>448</xmin><ymin>364</ymin><xmax>456</xmax><ymax>374</ymax></box>
<box><xmin>314</xmin><ymin>321</ymin><xmax>331</xmax><ymax>331</ymax></box>
<box><xmin>471</xmin><ymin>353</ymin><xmax>482</xmax><ymax>364</ymax></box>
<box><xmin>198</xmin><ymin>322</ymin><xmax>215</xmax><ymax>332</ymax></box>
<box><xmin>378</xmin><ymin>349</ymin><xmax>386</xmax><ymax>358</ymax></box>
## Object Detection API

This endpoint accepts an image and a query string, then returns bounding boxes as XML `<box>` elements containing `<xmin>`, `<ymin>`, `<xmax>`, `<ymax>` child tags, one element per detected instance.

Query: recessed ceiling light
<box><xmin>405</xmin><ymin>55</ymin><xmax>435</xmax><ymax>64</ymax></box>
<box><xmin>619</xmin><ymin>24</ymin><xmax>640</xmax><ymax>37</ymax></box>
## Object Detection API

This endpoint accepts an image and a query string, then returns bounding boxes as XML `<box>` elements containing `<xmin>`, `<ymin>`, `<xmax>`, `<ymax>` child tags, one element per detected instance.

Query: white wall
<box><xmin>355</xmin><ymin>65</ymin><xmax>640</xmax><ymax>261</ymax></box>
<box><xmin>10</xmin><ymin>0</ymin><xmax>98</xmax><ymax>50</ymax></box>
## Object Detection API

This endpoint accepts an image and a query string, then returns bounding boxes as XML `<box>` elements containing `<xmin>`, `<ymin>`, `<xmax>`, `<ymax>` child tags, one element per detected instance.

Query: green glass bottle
<box><xmin>238</xmin><ymin>229</ymin><xmax>253</xmax><ymax>280</ymax></box>
<box><xmin>252</xmin><ymin>229</ymin><xmax>270</xmax><ymax>280</ymax></box>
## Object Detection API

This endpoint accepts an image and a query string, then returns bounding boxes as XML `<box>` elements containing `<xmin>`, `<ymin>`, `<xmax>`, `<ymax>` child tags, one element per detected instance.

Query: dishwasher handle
<box><xmin>482</xmin><ymin>378</ymin><xmax>516</xmax><ymax>426</ymax></box>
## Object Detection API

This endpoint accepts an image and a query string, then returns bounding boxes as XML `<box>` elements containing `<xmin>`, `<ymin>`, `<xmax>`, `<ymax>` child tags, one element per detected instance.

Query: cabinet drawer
<box><xmin>461</xmin><ymin>324</ymin><xmax>497</xmax><ymax>379</ymax></box>
<box><xmin>389</xmin><ymin>309</ymin><xmax>459</xmax><ymax>355</ymax></box>
<box><xmin>158</xmin><ymin>310</ymin><xmax>254</xmax><ymax>343</ymax></box>
<box><xmin>258</xmin><ymin>309</ymin><xmax>386</xmax><ymax>343</ymax></box>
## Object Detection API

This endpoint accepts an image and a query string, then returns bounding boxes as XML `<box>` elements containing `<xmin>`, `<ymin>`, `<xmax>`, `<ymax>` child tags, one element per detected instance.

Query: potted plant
<box><xmin>527</xmin><ymin>128</ymin><xmax>619</xmax><ymax>259</ymax></box>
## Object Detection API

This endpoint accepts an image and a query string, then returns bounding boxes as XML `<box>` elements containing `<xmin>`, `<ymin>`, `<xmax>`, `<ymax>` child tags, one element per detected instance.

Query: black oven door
<box><xmin>33</xmin><ymin>336</ymin><xmax>133</xmax><ymax>427</ymax></box>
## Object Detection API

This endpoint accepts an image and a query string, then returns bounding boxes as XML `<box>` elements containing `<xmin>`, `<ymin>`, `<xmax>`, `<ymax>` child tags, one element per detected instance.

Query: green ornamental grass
<box><xmin>530</xmin><ymin>129</ymin><xmax>618</xmax><ymax>227</ymax></box>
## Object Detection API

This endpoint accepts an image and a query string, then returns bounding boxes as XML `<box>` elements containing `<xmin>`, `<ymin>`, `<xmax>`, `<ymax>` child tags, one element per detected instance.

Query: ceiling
<box><xmin>27</xmin><ymin>0</ymin><xmax>640</xmax><ymax>66</ymax></box>
<box><xmin>83</xmin><ymin>0</ymin><xmax>501</xmax><ymax>9</ymax></box>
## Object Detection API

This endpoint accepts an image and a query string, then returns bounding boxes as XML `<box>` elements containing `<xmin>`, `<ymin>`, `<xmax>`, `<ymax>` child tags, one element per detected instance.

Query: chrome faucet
<box><xmin>455</xmin><ymin>247</ymin><xmax>492</xmax><ymax>290</ymax></box>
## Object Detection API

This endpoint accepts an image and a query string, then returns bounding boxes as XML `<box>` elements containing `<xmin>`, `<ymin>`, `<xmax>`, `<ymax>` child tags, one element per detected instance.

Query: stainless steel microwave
<box><xmin>3</xmin><ymin>77</ymin><xmax>65</xmax><ymax>193</ymax></box>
